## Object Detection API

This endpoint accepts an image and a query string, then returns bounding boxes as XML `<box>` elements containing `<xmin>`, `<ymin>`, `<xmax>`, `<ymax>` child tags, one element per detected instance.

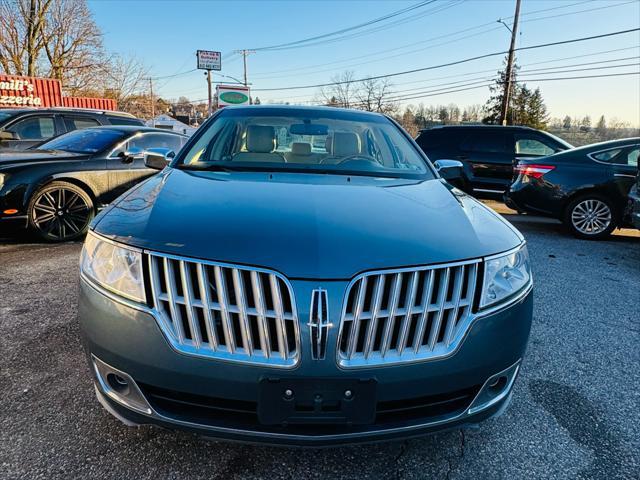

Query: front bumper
<box><xmin>79</xmin><ymin>277</ymin><xmax>533</xmax><ymax>446</ymax></box>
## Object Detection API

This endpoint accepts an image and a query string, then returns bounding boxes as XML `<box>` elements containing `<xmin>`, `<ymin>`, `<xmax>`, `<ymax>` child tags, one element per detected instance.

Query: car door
<box><xmin>590</xmin><ymin>145</ymin><xmax>639</xmax><ymax>208</ymax></box>
<box><xmin>107</xmin><ymin>132</ymin><xmax>184</xmax><ymax>199</ymax></box>
<box><xmin>458</xmin><ymin>129</ymin><xmax>513</xmax><ymax>192</ymax></box>
<box><xmin>2</xmin><ymin>114</ymin><xmax>59</xmax><ymax>150</ymax></box>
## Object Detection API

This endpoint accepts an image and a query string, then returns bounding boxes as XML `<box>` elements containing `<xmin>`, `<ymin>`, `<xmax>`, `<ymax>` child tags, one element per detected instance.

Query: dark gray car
<box><xmin>78</xmin><ymin>106</ymin><xmax>533</xmax><ymax>446</ymax></box>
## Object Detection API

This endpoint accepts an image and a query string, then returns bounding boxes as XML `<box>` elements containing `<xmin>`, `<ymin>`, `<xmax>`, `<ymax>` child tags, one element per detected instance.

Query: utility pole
<box><xmin>206</xmin><ymin>70</ymin><xmax>213</xmax><ymax>116</ymax></box>
<box><xmin>499</xmin><ymin>0</ymin><xmax>521</xmax><ymax>126</ymax></box>
<box><xmin>149</xmin><ymin>77</ymin><xmax>155</xmax><ymax>126</ymax></box>
<box><xmin>234</xmin><ymin>49</ymin><xmax>255</xmax><ymax>86</ymax></box>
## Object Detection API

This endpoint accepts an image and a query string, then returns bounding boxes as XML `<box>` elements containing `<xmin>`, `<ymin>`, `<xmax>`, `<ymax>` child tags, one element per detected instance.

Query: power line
<box><xmin>252</xmin><ymin>28</ymin><xmax>640</xmax><ymax>92</ymax></box>
<box><xmin>247</xmin><ymin>0</ymin><xmax>438</xmax><ymax>51</ymax></box>
<box><xmin>250</xmin><ymin>0</ymin><xmax>626</xmax><ymax>80</ymax></box>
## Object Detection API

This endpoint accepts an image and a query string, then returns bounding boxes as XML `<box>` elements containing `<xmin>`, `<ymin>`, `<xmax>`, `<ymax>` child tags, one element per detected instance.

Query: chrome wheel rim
<box><xmin>32</xmin><ymin>188</ymin><xmax>91</xmax><ymax>240</ymax></box>
<box><xmin>571</xmin><ymin>199</ymin><xmax>612</xmax><ymax>235</ymax></box>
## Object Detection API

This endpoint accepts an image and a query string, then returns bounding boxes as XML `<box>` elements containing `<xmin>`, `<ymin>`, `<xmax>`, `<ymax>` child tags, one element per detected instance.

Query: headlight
<box><xmin>80</xmin><ymin>231</ymin><xmax>145</xmax><ymax>303</ymax></box>
<box><xmin>480</xmin><ymin>244</ymin><xmax>531</xmax><ymax>309</ymax></box>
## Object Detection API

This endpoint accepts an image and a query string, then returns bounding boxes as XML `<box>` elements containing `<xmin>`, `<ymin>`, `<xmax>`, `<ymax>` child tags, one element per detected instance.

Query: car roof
<box><xmin>568</xmin><ymin>137</ymin><xmax>640</xmax><ymax>153</ymax></box>
<box><xmin>221</xmin><ymin>104</ymin><xmax>385</xmax><ymax>118</ymax></box>
<box><xmin>419</xmin><ymin>124</ymin><xmax>541</xmax><ymax>133</ymax></box>
<box><xmin>0</xmin><ymin>107</ymin><xmax>137</xmax><ymax>118</ymax></box>
<box><xmin>81</xmin><ymin>125</ymin><xmax>188</xmax><ymax>136</ymax></box>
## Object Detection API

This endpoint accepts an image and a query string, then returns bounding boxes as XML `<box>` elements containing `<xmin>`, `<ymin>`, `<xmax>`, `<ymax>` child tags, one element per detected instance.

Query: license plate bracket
<box><xmin>258</xmin><ymin>378</ymin><xmax>377</xmax><ymax>425</ymax></box>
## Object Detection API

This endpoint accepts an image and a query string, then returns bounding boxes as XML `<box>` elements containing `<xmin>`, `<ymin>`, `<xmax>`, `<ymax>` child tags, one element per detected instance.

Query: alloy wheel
<box><xmin>570</xmin><ymin>199</ymin><xmax>612</xmax><ymax>235</ymax></box>
<box><xmin>31</xmin><ymin>186</ymin><xmax>92</xmax><ymax>241</ymax></box>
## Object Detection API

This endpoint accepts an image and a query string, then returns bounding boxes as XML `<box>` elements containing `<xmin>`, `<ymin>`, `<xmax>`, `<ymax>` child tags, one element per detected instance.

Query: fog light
<box><xmin>468</xmin><ymin>361</ymin><xmax>520</xmax><ymax>415</ymax></box>
<box><xmin>92</xmin><ymin>355</ymin><xmax>152</xmax><ymax>415</ymax></box>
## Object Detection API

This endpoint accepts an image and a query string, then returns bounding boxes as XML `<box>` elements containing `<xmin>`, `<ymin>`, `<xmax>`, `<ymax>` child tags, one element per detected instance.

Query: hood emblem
<box><xmin>308</xmin><ymin>288</ymin><xmax>331</xmax><ymax>360</ymax></box>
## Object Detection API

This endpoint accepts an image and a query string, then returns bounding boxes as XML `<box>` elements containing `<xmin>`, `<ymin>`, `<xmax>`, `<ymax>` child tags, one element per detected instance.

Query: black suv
<box><xmin>415</xmin><ymin>125</ymin><xmax>572</xmax><ymax>193</ymax></box>
<box><xmin>0</xmin><ymin>108</ymin><xmax>144</xmax><ymax>151</ymax></box>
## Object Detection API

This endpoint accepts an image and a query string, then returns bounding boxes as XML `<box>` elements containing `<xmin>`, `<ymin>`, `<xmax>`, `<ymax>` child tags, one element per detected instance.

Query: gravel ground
<box><xmin>0</xmin><ymin>210</ymin><xmax>638</xmax><ymax>480</ymax></box>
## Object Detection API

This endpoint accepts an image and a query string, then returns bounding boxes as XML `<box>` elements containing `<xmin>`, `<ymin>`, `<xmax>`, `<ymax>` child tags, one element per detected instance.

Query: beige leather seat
<box><xmin>322</xmin><ymin>132</ymin><xmax>362</xmax><ymax>164</ymax></box>
<box><xmin>286</xmin><ymin>142</ymin><xmax>321</xmax><ymax>164</ymax></box>
<box><xmin>233</xmin><ymin>125</ymin><xmax>285</xmax><ymax>163</ymax></box>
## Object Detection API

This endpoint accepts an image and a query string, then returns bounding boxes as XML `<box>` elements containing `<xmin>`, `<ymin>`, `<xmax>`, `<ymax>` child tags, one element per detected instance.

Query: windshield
<box><xmin>37</xmin><ymin>128</ymin><xmax>127</xmax><ymax>154</ymax></box>
<box><xmin>177</xmin><ymin>107</ymin><xmax>433</xmax><ymax>179</ymax></box>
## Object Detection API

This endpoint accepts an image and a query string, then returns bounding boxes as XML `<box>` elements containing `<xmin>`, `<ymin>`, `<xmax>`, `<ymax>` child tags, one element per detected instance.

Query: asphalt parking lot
<box><xmin>1</xmin><ymin>206</ymin><xmax>639</xmax><ymax>480</ymax></box>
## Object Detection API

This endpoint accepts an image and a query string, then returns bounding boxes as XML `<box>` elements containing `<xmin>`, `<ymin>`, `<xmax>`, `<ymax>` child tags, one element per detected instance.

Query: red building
<box><xmin>0</xmin><ymin>74</ymin><xmax>117</xmax><ymax>110</ymax></box>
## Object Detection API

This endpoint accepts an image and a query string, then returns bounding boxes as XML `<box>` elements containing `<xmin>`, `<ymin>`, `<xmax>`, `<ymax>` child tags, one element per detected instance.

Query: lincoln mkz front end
<box><xmin>78</xmin><ymin>105</ymin><xmax>533</xmax><ymax>446</ymax></box>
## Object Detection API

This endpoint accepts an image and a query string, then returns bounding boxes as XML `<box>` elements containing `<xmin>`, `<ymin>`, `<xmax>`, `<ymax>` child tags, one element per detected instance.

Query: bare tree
<box><xmin>0</xmin><ymin>0</ymin><xmax>53</xmax><ymax>75</ymax></box>
<box><xmin>355</xmin><ymin>77</ymin><xmax>397</xmax><ymax>114</ymax></box>
<box><xmin>40</xmin><ymin>0</ymin><xmax>103</xmax><ymax>83</ymax></box>
<box><xmin>100</xmin><ymin>54</ymin><xmax>150</xmax><ymax>115</ymax></box>
<box><xmin>319</xmin><ymin>70</ymin><xmax>356</xmax><ymax>108</ymax></box>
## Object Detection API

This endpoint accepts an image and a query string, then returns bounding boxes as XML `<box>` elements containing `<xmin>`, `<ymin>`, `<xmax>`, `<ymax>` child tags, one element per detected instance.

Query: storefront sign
<box><xmin>0</xmin><ymin>78</ymin><xmax>44</xmax><ymax>106</ymax></box>
<box><xmin>216</xmin><ymin>84</ymin><xmax>250</xmax><ymax>107</ymax></box>
<box><xmin>197</xmin><ymin>50</ymin><xmax>222</xmax><ymax>71</ymax></box>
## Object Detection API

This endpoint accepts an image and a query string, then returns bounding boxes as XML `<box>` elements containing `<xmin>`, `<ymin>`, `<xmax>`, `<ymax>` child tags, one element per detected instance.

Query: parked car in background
<box><xmin>625</xmin><ymin>168</ymin><xmax>640</xmax><ymax>230</ymax></box>
<box><xmin>415</xmin><ymin>125</ymin><xmax>572</xmax><ymax>194</ymax></box>
<box><xmin>78</xmin><ymin>105</ymin><xmax>533</xmax><ymax>446</ymax></box>
<box><xmin>506</xmin><ymin>138</ymin><xmax>639</xmax><ymax>239</ymax></box>
<box><xmin>0</xmin><ymin>126</ymin><xmax>188</xmax><ymax>241</ymax></box>
<box><xmin>0</xmin><ymin>108</ymin><xmax>144</xmax><ymax>151</ymax></box>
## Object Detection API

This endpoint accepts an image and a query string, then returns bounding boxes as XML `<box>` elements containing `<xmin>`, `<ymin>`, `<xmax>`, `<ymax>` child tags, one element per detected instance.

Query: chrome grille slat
<box><xmin>338</xmin><ymin>259</ymin><xmax>480</xmax><ymax>368</ymax></box>
<box><xmin>148</xmin><ymin>252</ymin><xmax>300</xmax><ymax>367</ymax></box>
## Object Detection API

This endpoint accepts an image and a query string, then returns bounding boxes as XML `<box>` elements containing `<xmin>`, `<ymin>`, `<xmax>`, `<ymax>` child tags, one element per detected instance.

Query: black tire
<box><xmin>28</xmin><ymin>181</ymin><xmax>94</xmax><ymax>242</ymax></box>
<box><xmin>563</xmin><ymin>193</ymin><xmax>618</xmax><ymax>240</ymax></box>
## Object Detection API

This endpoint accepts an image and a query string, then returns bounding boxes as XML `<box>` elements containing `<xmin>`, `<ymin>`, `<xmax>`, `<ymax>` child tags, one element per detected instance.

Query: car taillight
<box><xmin>515</xmin><ymin>164</ymin><xmax>555</xmax><ymax>179</ymax></box>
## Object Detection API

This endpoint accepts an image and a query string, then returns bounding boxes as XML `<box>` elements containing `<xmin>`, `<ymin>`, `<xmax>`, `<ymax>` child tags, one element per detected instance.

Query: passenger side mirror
<box><xmin>0</xmin><ymin>131</ymin><xmax>17</xmax><ymax>142</ymax></box>
<box><xmin>118</xmin><ymin>146</ymin><xmax>144</xmax><ymax>164</ymax></box>
<box><xmin>433</xmin><ymin>159</ymin><xmax>464</xmax><ymax>181</ymax></box>
<box><xmin>144</xmin><ymin>148</ymin><xmax>175</xmax><ymax>170</ymax></box>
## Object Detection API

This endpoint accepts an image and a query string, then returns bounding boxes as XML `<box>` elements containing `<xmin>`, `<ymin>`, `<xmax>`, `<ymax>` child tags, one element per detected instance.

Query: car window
<box><xmin>63</xmin><ymin>116</ymin><xmax>101</xmax><ymax>131</ymax></box>
<box><xmin>416</xmin><ymin>130</ymin><xmax>447</xmax><ymax>149</ymax></box>
<box><xmin>8</xmin><ymin>116</ymin><xmax>55</xmax><ymax>140</ymax></box>
<box><xmin>107</xmin><ymin>117</ymin><xmax>144</xmax><ymax>126</ymax></box>
<box><xmin>178</xmin><ymin>108</ymin><xmax>432</xmax><ymax>179</ymax></box>
<box><xmin>625</xmin><ymin>148</ymin><xmax>638</xmax><ymax>167</ymax></box>
<box><xmin>515</xmin><ymin>137</ymin><xmax>556</xmax><ymax>156</ymax></box>
<box><xmin>37</xmin><ymin>128</ymin><xmax>126</xmax><ymax>153</ymax></box>
<box><xmin>127</xmin><ymin>133</ymin><xmax>184</xmax><ymax>153</ymax></box>
<box><xmin>592</xmin><ymin>149</ymin><xmax>623</xmax><ymax>162</ymax></box>
<box><xmin>460</xmin><ymin>131</ymin><xmax>508</xmax><ymax>153</ymax></box>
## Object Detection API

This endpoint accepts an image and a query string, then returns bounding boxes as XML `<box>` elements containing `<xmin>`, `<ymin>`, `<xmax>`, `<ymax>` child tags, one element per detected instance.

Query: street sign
<box><xmin>216</xmin><ymin>85</ymin><xmax>250</xmax><ymax>107</ymax></box>
<box><xmin>196</xmin><ymin>50</ymin><xmax>221</xmax><ymax>71</ymax></box>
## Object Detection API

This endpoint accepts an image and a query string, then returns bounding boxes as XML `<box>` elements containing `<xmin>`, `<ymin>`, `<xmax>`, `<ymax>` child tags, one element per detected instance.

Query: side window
<box><xmin>625</xmin><ymin>148</ymin><xmax>638</xmax><ymax>167</ymax></box>
<box><xmin>8</xmin><ymin>116</ymin><xmax>55</xmax><ymax>140</ymax></box>
<box><xmin>128</xmin><ymin>133</ymin><xmax>183</xmax><ymax>153</ymax></box>
<box><xmin>107</xmin><ymin>117</ymin><xmax>143</xmax><ymax>126</ymax></box>
<box><xmin>515</xmin><ymin>136</ymin><xmax>556</xmax><ymax>156</ymax></box>
<box><xmin>592</xmin><ymin>149</ymin><xmax>623</xmax><ymax>162</ymax></box>
<box><xmin>460</xmin><ymin>131</ymin><xmax>507</xmax><ymax>153</ymax></box>
<box><xmin>62</xmin><ymin>116</ymin><xmax>101</xmax><ymax>131</ymax></box>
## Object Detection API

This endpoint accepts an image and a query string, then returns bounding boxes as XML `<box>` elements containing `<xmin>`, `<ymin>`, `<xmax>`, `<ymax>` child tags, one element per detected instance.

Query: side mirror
<box><xmin>0</xmin><ymin>131</ymin><xmax>17</xmax><ymax>142</ymax></box>
<box><xmin>144</xmin><ymin>148</ymin><xmax>175</xmax><ymax>170</ymax></box>
<box><xmin>118</xmin><ymin>146</ymin><xmax>144</xmax><ymax>164</ymax></box>
<box><xmin>434</xmin><ymin>159</ymin><xmax>464</xmax><ymax>181</ymax></box>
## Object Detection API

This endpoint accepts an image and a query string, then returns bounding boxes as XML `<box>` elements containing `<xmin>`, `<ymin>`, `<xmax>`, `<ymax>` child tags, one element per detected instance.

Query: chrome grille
<box><xmin>148</xmin><ymin>252</ymin><xmax>300</xmax><ymax>367</ymax></box>
<box><xmin>337</xmin><ymin>260</ymin><xmax>479</xmax><ymax>368</ymax></box>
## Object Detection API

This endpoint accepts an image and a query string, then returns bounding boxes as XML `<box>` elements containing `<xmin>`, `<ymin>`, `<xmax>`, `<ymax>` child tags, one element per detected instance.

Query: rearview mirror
<box><xmin>144</xmin><ymin>148</ymin><xmax>175</xmax><ymax>170</ymax></box>
<box><xmin>290</xmin><ymin>123</ymin><xmax>329</xmax><ymax>136</ymax></box>
<box><xmin>433</xmin><ymin>159</ymin><xmax>464</xmax><ymax>181</ymax></box>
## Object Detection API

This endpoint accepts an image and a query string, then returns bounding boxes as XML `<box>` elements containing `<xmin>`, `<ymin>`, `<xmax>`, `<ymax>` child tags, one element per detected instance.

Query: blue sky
<box><xmin>89</xmin><ymin>0</ymin><xmax>640</xmax><ymax>125</ymax></box>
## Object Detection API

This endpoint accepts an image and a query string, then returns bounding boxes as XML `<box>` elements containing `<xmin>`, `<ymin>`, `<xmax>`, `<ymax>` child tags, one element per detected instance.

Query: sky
<box><xmin>88</xmin><ymin>0</ymin><xmax>640</xmax><ymax>125</ymax></box>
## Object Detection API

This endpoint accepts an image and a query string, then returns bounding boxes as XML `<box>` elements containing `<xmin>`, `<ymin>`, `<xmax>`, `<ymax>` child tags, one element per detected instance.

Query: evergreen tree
<box><xmin>482</xmin><ymin>56</ymin><xmax>520</xmax><ymax>124</ymax></box>
<box><xmin>596</xmin><ymin>115</ymin><xmax>606</xmax><ymax>135</ymax></box>
<box><xmin>562</xmin><ymin>115</ymin><xmax>572</xmax><ymax>130</ymax></box>
<box><xmin>526</xmin><ymin>88</ymin><xmax>549</xmax><ymax>130</ymax></box>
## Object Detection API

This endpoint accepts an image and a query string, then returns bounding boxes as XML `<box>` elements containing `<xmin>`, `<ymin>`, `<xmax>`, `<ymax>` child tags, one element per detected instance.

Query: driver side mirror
<box><xmin>433</xmin><ymin>159</ymin><xmax>464</xmax><ymax>181</ymax></box>
<box><xmin>144</xmin><ymin>148</ymin><xmax>175</xmax><ymax>170</ymax></box>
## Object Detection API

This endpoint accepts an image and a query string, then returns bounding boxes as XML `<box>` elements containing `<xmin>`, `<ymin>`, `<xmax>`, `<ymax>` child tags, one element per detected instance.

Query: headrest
<box><xmin>246</xmin><ymin>125</ymin><xmax>275</xmax><ymax>153</ymax></box>
<box><xmin>291</xmin><ymin>142</ymin><xmax>311</xmax><ymax>156</ymax></box>
<box><xmin>331</xmin><ymin>132</ymin><xmax>361</xmax><ymax>156</ymax></box>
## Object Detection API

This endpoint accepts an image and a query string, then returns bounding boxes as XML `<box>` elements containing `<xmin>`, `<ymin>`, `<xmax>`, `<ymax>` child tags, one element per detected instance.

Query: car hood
<box><xmin>94</xmin><ymin>169</ymin><xmax>523</xmax><ymax>279</ymax></box>
<box><xmin>0</xmin><ymin>149</ymin><xmax>88</xmax><ymax>165</ymax></box>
